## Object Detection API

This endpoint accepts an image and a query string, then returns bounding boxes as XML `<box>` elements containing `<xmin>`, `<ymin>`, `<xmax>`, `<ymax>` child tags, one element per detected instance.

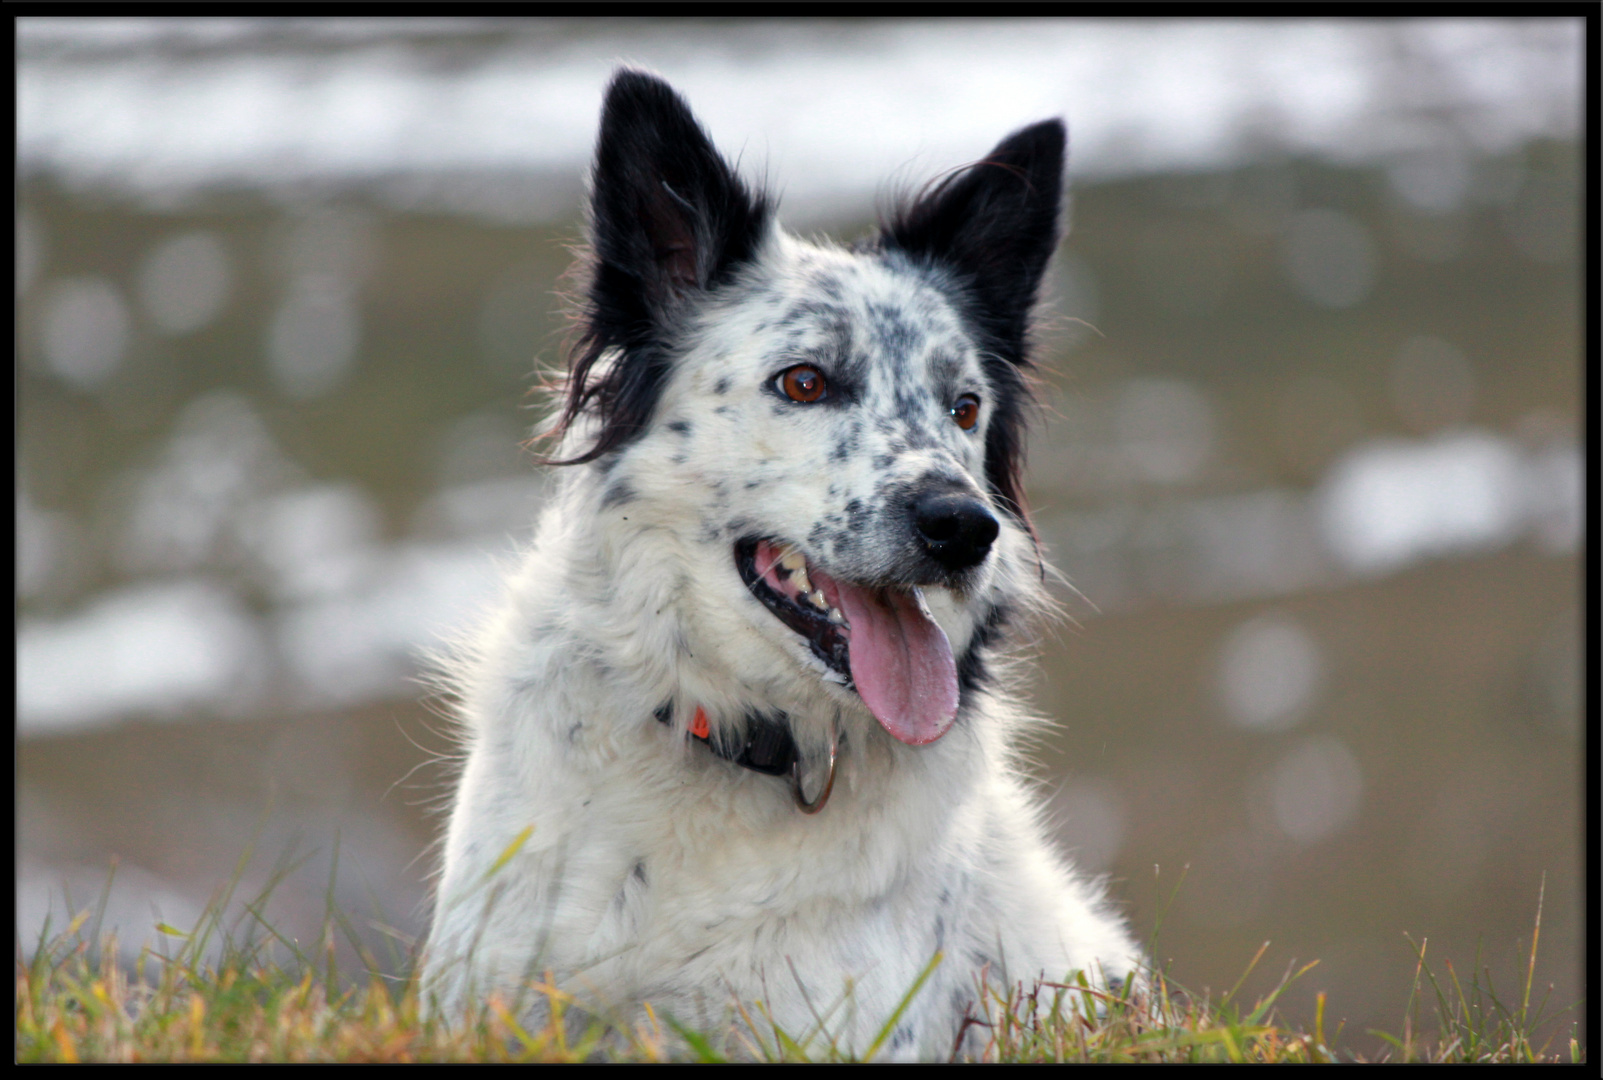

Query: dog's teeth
<box><xmin>792</xmin><ymin>567</ymin><xmax>812</xmax><ymax>593</ymax></box>
<box><xmin>828</xmin><ymin>606</ymin><xmax>846</xmax><ymax>625</ymax></box>
<box><xmin>779</xmin><ymin>549</ymin><xmax>807</xmax><ymax>572</ymax></box>
<box><xmin>808</xmin><ymin>589</ymin><xmax>828</xmax><ymax>610</ymax></box>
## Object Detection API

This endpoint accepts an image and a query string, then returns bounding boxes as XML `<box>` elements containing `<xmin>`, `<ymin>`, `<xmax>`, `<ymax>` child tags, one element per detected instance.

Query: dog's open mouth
<box><xmin>735</xmin><ymin>537</ymin><xmax>959</xmax><ymax>745</ymax></box>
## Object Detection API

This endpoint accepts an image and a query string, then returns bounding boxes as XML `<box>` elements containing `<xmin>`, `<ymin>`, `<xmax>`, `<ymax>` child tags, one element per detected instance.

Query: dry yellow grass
<box><xmin>16</xmin><ymin>864</ymin><xmax>1578</xmax><ymax>1063</ymax></box>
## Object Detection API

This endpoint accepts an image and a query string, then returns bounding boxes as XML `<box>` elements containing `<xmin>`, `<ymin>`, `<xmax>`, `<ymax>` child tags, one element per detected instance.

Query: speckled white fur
<box><xmin>422</xmin><ymin>222</ymin><xmax>1141</xmax><ymax>1061</ymax></box>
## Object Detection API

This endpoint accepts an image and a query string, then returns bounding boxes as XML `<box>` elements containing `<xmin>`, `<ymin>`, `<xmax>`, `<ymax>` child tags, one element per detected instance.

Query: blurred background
<box><xmin>17</xmin><ymin>17</ymin><xmax>1584</xmax><ymax>1053</ymax></box>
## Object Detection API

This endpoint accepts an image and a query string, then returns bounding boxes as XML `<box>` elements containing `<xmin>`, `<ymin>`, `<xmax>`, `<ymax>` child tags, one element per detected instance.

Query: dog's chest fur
<box><xmin>423</xmin><ymin>70</ymin><xmax>1139</xmax><ymax>1060</ymax></box>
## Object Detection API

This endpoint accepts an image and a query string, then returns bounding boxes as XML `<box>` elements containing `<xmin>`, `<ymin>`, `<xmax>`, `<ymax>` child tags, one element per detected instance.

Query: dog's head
<box><xmin>549</xmin><ymin>70</ymin><xmax>1064</xmax><ymax>748</ymax></box>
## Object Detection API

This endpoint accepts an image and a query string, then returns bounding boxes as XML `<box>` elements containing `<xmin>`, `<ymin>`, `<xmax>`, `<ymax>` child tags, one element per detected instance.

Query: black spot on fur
<box><xmin>632</xmin><ymin>859</ymin><xmax>648</xmax><ymax>885</ymax></box>
<box><xmin>956</xmin><ymin>604</ymin><xmax>1010</xmax><ymax>709</ymax></box>
<box><xmin>907</xmin><ymin>428</ymin><xmax>939</xmax><ymax>451</ymax></box>
<box><xmin>825</xmin><ymin>317</ymin><xmax>857</xmax><ymax>366</ymax></box>
<box><xmin>667</xmin><ymin>419</ymin><xmax>692</xmax><ymax>436</ymax></box>
<box><xmin>957</xmin><ymin>650</ymin><xmax>990</xmax><ymax>705</ymax></box>
<box><xmin>712</xmin><ymin>376</ymin><xmax>730</xmax><ymax>395</ymax></box>
<box><xmin>779</xmin><ymin>299</ymin><xmax>838</xmax><ymax>328</ymax></box>
<box><xmin>927</xmin><ymin>349</ymin><xmax>965</xmax><ymax>386</ymax></box>
<box><xmin>890</xmin><ymin>1024</ymin><xmax>916</xmax><ymax>1051</ymax></box>
<box><xmin>544</xmin><ymin>69</ymin><xmax>771</xmax><ymax>466</ymax></box>
<box><xmin>866</xmin><ymin>300</ymin><xmax>924</xmax><ymax>363</ymax></box>
<box><xmin>600</xmin><ymin>479</ymin><xmax>636</xmax><ymax>508</ymax></box>
<box><xmin>806</xmin><ymin>269</ymin><xmax>846</xmax><ymax>301</ymax></box>
<box><xmin>830</xmin><ymin>433</ymin><xmax>857</xmax><ymax>462</ymax></box>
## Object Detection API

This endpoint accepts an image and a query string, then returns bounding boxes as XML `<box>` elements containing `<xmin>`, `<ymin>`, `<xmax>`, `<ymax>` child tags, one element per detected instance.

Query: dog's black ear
<box><xmin>590</xmin><ymin>68</ymin><xmax>770</xmax><ymax>332</ymax></box>
<box><xmin>881</xmin><ymin>121</ymin><xmax>1065</xmax><ymax>527</ymax></box>
<box><xmin>881</xmin><ymin>120</ymin><xmax>1065</xmax><ymax>366</ymax></box>
<box><xmin>550</xmin><ymin>70</ymin><xmax>770</xmax><ymax>465</ymax></box>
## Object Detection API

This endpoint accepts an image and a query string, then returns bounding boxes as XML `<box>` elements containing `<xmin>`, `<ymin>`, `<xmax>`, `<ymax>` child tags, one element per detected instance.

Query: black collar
<box><xmin>654</xmin><ymin>701</ymin><xmax>797</xmax><ymax>777</ymax></box>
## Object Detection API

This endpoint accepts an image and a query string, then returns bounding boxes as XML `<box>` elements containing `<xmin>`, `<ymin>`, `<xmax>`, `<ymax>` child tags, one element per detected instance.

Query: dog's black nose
<box><xmin>913</xmin><ymin>491</ymin><xmax>999</xmax><ymax>572</ymax></box>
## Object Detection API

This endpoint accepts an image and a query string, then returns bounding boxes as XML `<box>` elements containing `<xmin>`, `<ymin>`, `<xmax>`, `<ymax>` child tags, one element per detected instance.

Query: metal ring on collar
<box><xmin>791</xmin><ymin>723</ymin><xmax>837</xmax><ymax>814</ymax></box>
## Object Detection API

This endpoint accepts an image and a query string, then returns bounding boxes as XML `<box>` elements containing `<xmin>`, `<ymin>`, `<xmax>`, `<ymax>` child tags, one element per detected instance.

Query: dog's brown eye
<box><xmin>951</xmin><ymin>394</ymin><xmax>981</xmax><ymax>430</ymax></box>
<box><xmin>779</xmin><ymin>364</ymin><xmax>827</xmax><ymax>403</ymax></box>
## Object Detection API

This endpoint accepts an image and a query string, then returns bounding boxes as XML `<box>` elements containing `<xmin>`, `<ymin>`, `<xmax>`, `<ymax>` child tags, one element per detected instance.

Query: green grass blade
<box><xmin>1246</xmin><ymin>958</ymin><xmax>1318</xmax><ymax>1025</ymax></box>
<box><xmin>663</xmin><ymin>1013</ymin><xmax>728</xmax><ymax>1062</ymax></box>
<box><xmin>863</xmin><ymin>951</ymin><xmax>943</xmax><ymax>1061</ymax></box>
<box><xmin>1220</xmin><ymin>939</ymin><xmax>1270</xmax><ymax>1012</ymax></box>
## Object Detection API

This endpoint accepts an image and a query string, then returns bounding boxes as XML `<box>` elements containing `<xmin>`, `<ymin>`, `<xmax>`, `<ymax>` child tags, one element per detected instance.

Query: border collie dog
<box><xmin>423</xmin><ymin>68</ymin><xmax>1140</xmax><ymax>1059</ymax></box>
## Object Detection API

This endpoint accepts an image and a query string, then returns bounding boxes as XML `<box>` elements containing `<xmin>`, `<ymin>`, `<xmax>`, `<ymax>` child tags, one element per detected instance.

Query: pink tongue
<box><xmin>835</xmin><ymin>585</ymin><xmax>959</xmax><ymax>745</ymax></box>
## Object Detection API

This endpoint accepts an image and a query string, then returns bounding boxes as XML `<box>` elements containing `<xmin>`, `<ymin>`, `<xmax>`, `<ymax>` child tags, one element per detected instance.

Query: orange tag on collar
<box><xmin>689</xmin><ymin>706</ymin><xmax>711</xmax><ymax>739</ymax></box>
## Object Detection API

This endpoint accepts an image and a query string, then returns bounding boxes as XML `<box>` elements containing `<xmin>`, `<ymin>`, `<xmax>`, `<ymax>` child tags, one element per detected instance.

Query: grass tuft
<box><xmin>15</xmin><ymin>861</ymin><xmax>1580</xmax><ymax>1063</ymax></box>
